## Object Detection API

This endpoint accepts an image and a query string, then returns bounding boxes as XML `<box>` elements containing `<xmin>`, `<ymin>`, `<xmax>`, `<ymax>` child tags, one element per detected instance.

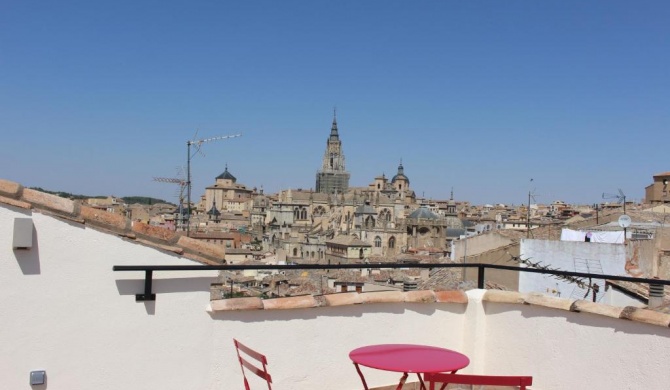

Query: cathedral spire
<box><xmin>330</xmin><ymin>107</ymin><xmax>339</xmax><ymax>139</ymax></box>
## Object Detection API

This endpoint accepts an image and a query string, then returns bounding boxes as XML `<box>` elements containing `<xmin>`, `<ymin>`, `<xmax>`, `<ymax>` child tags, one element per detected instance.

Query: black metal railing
<box><xmin>113</xmin><ymin>263</ymin><xmax>670</xmax><ymax>302</ymax></box>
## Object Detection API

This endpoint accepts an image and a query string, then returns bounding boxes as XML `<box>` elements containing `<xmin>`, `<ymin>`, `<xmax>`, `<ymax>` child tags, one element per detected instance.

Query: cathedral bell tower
<box><xmin>315</xmin><ymin>110</ymin><xmax>350</xmax><ymax>194</ymax></box>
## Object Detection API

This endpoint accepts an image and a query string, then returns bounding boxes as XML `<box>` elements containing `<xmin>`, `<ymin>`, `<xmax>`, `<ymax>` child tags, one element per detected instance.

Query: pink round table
<box><xmin>349</xmin><ymin>344</ymin><xmax>470</xmax><ymax>390</ymax></box>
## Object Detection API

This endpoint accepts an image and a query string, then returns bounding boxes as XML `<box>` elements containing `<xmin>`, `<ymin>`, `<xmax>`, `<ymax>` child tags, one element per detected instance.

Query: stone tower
<box><xmin>316</xmin><ymin>111</ymin><xmax>350</xmax><ymax>194</ymax></box>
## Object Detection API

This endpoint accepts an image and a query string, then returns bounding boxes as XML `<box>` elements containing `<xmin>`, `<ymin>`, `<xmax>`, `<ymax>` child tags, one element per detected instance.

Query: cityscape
<box><xmin>77</xmin><ymin>114</ymin><xmax>670</xmax><ymax>300</ymax></box>
<box><xmin>3</xmin><ymin>2</ymin><xmax>670</xmax><ymax>389</ymax></box>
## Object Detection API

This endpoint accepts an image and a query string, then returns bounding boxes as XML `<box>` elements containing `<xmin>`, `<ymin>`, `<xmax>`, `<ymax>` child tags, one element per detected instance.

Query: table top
<box><xmin>349</xmin><ymin>344</ymin><xmax>470</xmax><ymax>374</ymax></box>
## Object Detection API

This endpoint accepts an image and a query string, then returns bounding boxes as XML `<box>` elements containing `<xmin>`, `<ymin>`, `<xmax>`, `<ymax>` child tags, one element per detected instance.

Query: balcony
<box><xmin>2</xmin><ymin>194</ymin><xmax>670</xmax><ymax>389</ymax></box>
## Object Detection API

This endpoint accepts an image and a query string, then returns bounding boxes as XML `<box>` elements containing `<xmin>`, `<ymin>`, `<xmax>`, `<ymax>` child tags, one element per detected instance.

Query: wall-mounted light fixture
<box><xmin>30</xmin><ymin>370</ymin><xmax>46</xmax><ymax>385</ymax></box>
<box><xmin>13</xmin><ymin>218</ymin><xmax>33</xmax><ymax>250</ymax></box>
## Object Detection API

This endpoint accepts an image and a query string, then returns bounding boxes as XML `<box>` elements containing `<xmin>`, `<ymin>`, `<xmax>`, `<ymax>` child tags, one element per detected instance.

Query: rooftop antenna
<box><xmin>602</xmin><ymin>189</ymin><xmax>627</xmax><ymax>214</ymax></box>
<box><xmin>527</xmin><ymin>178</ymin><xmax>539</xmax><ymax>238</ymax></box>
<box><xmin>186</xmin><ymin>132</ymin><xmax>242</xmax><ymax>236</ymax></box>
<box><xmin>603</xmin><ymin>189</ymin><xmax>628</xmax><ymax>243</ymax></box>
<box><xmin>153</xmin><ymin>168</ymin><xmax>188</xmax><ymax>231</ymax></box>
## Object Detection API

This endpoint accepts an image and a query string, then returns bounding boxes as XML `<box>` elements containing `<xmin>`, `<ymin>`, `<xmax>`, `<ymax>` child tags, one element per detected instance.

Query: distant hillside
<box><xmin>122</xmin><ymin>196</ymin><xmax>173</xmax><ymax>206</ymax></box>
<box><xmin>29</xmin><ymin>187</ymin><xmax>172</xmax><ymax>206</ymax></box>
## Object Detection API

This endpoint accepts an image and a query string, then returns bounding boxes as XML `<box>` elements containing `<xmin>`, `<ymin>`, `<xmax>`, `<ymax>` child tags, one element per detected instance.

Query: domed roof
<box><xmin>408</xmin><ymin>205</ymin><xmax>438</xmax><ymax>220</ymax></box>
<box><xmin>216</xmin><ymin>165</ymin><xmax>236</xmax><ymax>182</ymax></box>
<box><xmin>445</xmin><ymin>216</ymin><xmax>464</xmax><ymax>229</ymax></box>
<box><xmin>391</xmin><ymin>162</ymin><xmax>409</xmax><ymax>184</ymax></box>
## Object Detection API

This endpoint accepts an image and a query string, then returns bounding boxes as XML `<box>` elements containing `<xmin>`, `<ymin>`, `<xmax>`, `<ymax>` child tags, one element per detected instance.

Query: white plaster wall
<box><xmin>472</xmin><ymin>294</ymin><xmax>670</xmax><ymax>390</ymax></box>
<box><xmin>520</xmin><ymin>239</ymin><xmax>626</xmax><ymax>300</ymax></box>
<box><xmin>602</xmin><ymin>287</ymin><xmax>646</xmax><ymax>308</ymax></box>
<box><xmin>0</xmin><ymin>205</ymin><xmax>465</xmax><ymax>390</ymax></box>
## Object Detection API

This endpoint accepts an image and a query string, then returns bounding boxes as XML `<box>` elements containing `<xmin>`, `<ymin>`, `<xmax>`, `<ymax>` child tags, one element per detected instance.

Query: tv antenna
<box><xmin>185</xmin><ymin>132</ymin><xmax>242</xmax><ymax>236</ymax></box>
<box><xmin>602</xmin><ymin>188</ymin><xmax>626</xmax><ymax>214</ymax></box>
<box><xmin>527</xmin><ymin>178</ymin><xmax>539</xmax><ymax>238</ymax></box>
<box><xmin>153</xmin><ymin>169</ymin><xmax>188</xmax><ymax>231</ymax></box>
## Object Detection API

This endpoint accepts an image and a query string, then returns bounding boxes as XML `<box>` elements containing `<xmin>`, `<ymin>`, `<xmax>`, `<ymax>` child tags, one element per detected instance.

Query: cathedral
<box><xmin>255</xmin><ymin>113</ymin><xmax>454</xmax><ymax>263</ymax></box>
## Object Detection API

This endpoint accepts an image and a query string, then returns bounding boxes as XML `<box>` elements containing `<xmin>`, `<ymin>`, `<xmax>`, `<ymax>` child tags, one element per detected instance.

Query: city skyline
<box><xmin>1</xmin><ymin>1</ymin><xmax>668</xmax><ymax>205</ymax></box>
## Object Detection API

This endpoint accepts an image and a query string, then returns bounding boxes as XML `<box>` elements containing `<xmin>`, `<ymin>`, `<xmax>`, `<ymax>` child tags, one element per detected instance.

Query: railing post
<box><xmin>478</xmin><ymin>265</ymin><xmax>485</xmax><ymax>289</ymax></box>
<box><xmin>136</xmin><ymin>270</ymin><xmax>156</xmax><ymax>301</ymax></box>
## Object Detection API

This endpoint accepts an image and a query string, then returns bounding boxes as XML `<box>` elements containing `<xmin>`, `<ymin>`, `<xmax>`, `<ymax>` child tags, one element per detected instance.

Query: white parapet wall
<box><xmin>0</xmin><ymin>205</ymin><xmax>465</xmax><ymax>390</ymax></box>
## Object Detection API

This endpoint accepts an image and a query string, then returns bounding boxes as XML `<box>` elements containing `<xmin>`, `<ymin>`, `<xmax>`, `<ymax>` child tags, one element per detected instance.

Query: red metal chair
<box><xmin>424</xmin><ymin>372</ymin><xmax>533</xmax><ymax>390</ymax></box>
<box><xmin>233</xmin><ymin>339</ymin><xmax>273</xmax><ymax>390</ymax></box>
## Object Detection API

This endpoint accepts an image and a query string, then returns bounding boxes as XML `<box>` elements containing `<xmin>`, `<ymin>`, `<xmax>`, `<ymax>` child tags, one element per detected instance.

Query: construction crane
<box><xmin>185</xmin><ymin>133</ymin><xmax>242</xmax><ymax>236</ymax></box>
<box><xmin>153</xmin><ymin>176</ymin><xmax>188</xmax><ymax>231</ymax></box>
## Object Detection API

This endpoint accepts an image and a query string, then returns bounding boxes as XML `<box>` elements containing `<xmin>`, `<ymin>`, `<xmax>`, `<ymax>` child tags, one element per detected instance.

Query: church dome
<box><xmin>216</xmin><ymin>166</ymin><xmax>237</xmax><ymax>182</ymax></box>
<box><xmin>408</xmin><ymin>205</ymin><xmax>438</xmax><ymax>220</ymax></box>
<box><xmin>391</xmin><ymin>162</ymin><xmax>409</xmax><ymax>185</ymax></box>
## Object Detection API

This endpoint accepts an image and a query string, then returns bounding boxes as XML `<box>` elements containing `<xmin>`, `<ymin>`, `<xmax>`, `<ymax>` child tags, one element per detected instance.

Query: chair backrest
<box><xmin>233</xmin><ymin>339</ymin><xmax>273</xmax><ymax>390</ymax></box>
<box><xmin>425</xmin><ymin>372</ymin><xmax>533</xmax><ymax>390</ymax></box>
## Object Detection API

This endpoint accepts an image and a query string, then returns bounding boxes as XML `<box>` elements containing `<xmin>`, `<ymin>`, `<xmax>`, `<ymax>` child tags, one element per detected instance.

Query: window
<box><xmin>374</xmin><ymin>236</ymin><xmax>382</xmax><ymax>247</ymax></box>
<box><xmin>379</xmin><ymin>209</ymin><xmax>391</xmax><ymax>221</ymax></box>
<box><xmin>313</xmin><ymin>206</ymin><xmax>326</xmax><ymax>216</ymax></box>
<box><xmin>389</xmin><ymin>236</ymin><xmax>396</xmax><ymax>248</ymax></box>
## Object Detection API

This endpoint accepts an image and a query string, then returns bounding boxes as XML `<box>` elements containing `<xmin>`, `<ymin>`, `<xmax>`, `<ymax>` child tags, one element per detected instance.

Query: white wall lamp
<box><xmin>13</xmin><ymin>218</ymin><xmax>33</xmax><ymax>250</ymax></box>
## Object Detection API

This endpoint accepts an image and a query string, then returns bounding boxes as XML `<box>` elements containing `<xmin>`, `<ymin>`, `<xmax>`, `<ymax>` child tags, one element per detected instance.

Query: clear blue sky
<box><xmin>1</xmin><ymin>1</ymin><xmax>668</xmax><ymax>205</ymax></box>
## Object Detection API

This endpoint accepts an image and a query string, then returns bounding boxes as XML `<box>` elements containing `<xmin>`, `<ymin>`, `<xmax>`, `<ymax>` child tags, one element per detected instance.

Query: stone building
<box><xmin>402</xmin><ymin>204</ymin><xmax>447</xmax><ymax>250</ymax></box>
<box><xmin>645</xmin><ymin>171</ymin><xmax>670</xmax><ymax>204</ymax></box>
<box><xmin>204</xmin><ymin>165</ymin><xmax>254</xmax><ymax>214</ymax></box>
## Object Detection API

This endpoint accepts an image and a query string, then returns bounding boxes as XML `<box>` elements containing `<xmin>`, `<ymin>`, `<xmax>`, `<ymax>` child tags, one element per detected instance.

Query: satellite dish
<box><xmin>618</xmin><ymin>215</ymin><xmax>631</xmax><ymax>228</ymax></box>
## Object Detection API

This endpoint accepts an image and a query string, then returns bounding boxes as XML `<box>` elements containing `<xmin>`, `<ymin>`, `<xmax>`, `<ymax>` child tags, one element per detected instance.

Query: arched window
<box><xmin>374</xmin><ymin>236</ymin><xmax>382</xmax><ymax>248</ymax></box>
<box><xmin>365</xmin><ymin>215</ymin><xmax>374</xmax><ymax>228</ymax></box>
<box><xmin>294</xmin><ymin>208</ymin><xmax>300</xmax><ymax>219</ymax></box>
<box><xmin>293</xmin><ymin>248</ymin><xmax>298</xmax><ymax>257</ymax></box>
<box><xmin>388</xmin><ymin>236</ymin><xmax>396</xmax><ymax>249</ymax></box>
<box><xmin>359</xmin><ymin>248</ymin><xmax>364</xmax><ymax>259</ymax></box>
<box><xmin>313</xmin><ymin>206</ymin><xmax>326</xmax><ymax>216</ymax></box>
<box><xmin>301</xmin><ymin>208</ymin><xmax>307</xmax><ymax>220</ymax></box>
<box><xmin>379</xmin><ymin>209</ymin><xmax>391</xmax><ymax>221</ymax></box>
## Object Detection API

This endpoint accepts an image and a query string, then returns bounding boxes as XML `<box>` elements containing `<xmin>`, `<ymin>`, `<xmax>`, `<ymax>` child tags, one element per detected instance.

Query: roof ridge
<box><xmin>0</xmin><ymin>178</ymin><xmax>225</xmax><ymax>264</ymax></box>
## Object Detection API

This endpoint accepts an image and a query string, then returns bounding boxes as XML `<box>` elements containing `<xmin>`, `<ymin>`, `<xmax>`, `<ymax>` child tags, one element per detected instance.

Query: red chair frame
<box><xmin>233</xmin><ymin>339</ymin><xmax>273</xmax><ymax>390</ymax></box>
<box><xmin>425</xmin><ymin>372</ymin><xmax>533</xmax><ymax>390</ymax></box>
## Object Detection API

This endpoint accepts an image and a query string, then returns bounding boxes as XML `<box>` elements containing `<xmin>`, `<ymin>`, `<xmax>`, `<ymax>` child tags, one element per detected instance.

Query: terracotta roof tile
<box><xmin>0</xmin><ymin>180</ymin><xmax>226</xmax><ymax>265</ymax></box>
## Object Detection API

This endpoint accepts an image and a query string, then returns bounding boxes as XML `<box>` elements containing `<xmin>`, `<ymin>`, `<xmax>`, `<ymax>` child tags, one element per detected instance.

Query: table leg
<box><xmin>395</xmin><ymin>372</ymin><xmax>408</xmax><ymax>390</ymax></box>
<box><xmin>353</xmin><ymin>363</ymin><xmax>369</xmax><ymax>390</ymax></box>
<box><xmin>417</xmin><ymin>373</ymin><xmax>426</xmax><ymax>390</ymax></box>
<box><xmin>438</xmin><ymin>370</ymin><xmax>460</xmax><ymax>390</ymax></box>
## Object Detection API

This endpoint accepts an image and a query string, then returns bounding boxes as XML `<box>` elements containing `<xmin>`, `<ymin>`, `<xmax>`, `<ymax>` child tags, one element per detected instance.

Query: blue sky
<box><xmin>1</xmin><ymin>1</ymin><xmax>668</xmax><ymax>205</ymax></box>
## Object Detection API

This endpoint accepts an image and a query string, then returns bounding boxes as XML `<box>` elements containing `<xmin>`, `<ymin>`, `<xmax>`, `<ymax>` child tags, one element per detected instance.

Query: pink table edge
<box><xmin>349</xmin><ymin>344</ymin><xmax>470</xmax><ymax>374</ymax></box>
